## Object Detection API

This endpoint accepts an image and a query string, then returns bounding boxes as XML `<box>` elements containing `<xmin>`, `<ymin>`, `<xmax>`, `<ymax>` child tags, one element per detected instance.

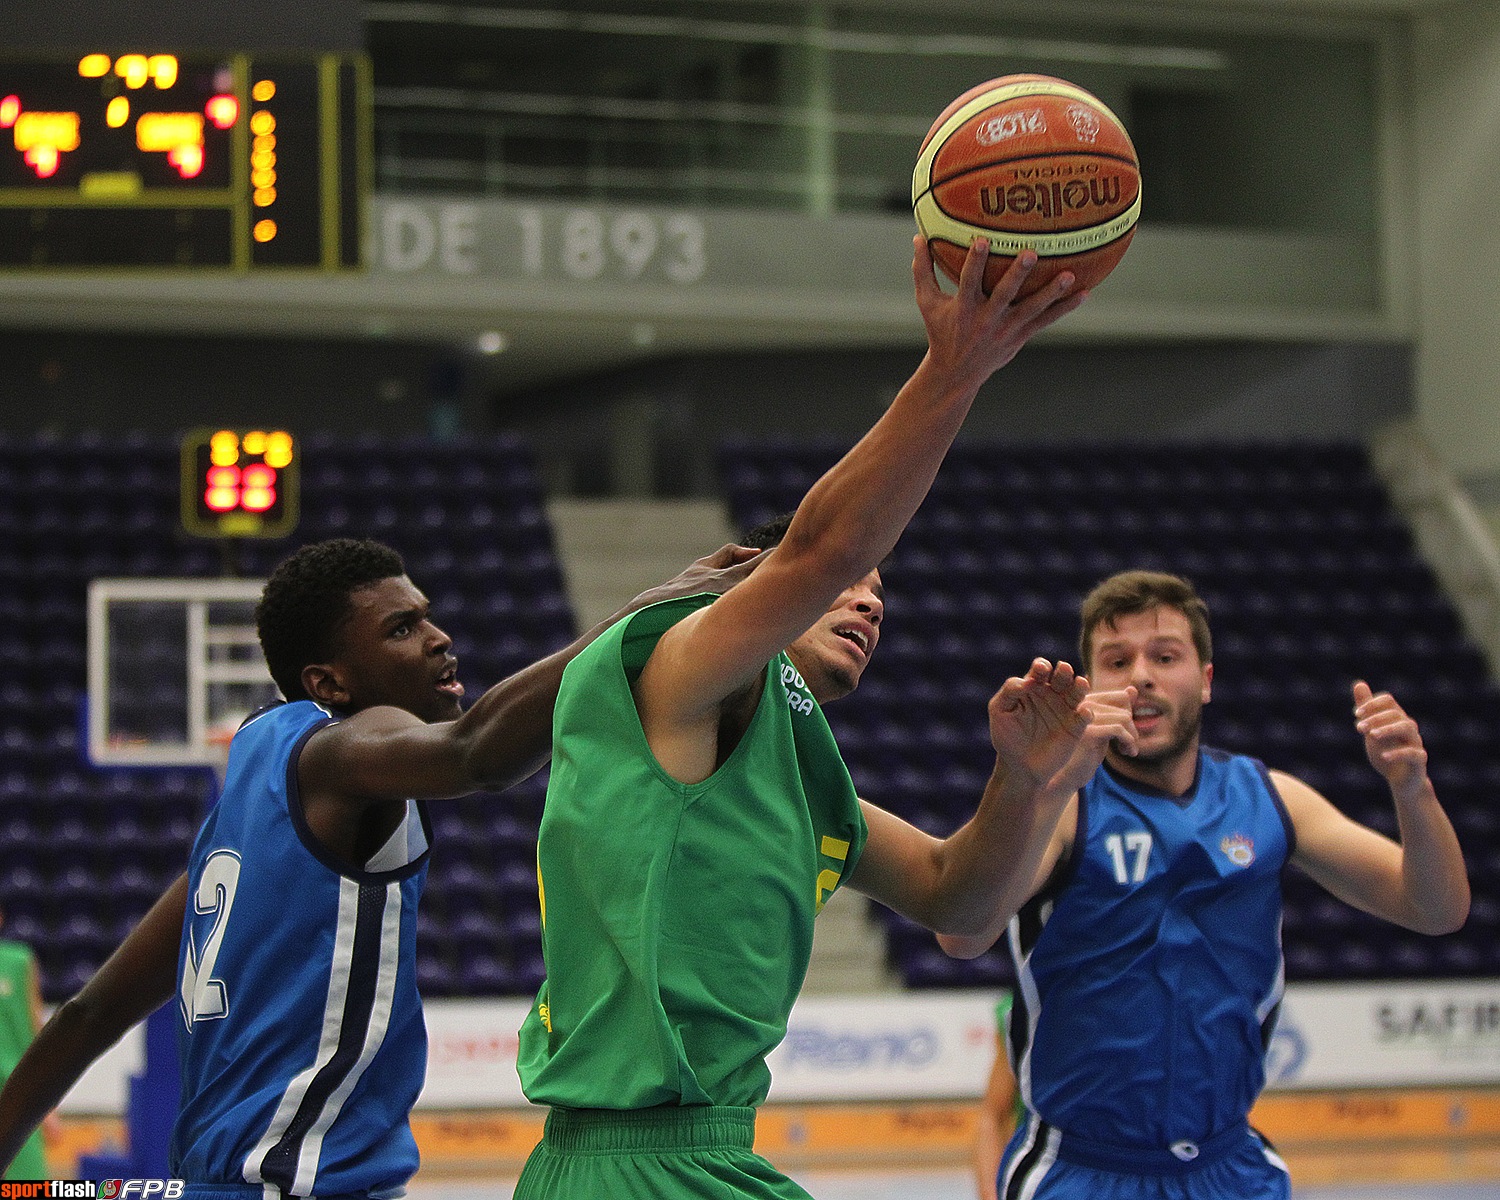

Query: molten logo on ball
<box><xmin>912</xmin><ymin>73</ymin><xmax>1141</xmax><ymax>296</ymax></box>
<box><xmin>980</xmin><ymin>176</ymin><xmax>1124</xmax><ymax>220</ymax></box>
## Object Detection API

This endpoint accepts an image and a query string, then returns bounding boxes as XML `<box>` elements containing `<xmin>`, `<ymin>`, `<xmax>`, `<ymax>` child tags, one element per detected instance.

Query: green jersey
<box><xmin>518</xmin><ymin>594</ymin><xmax>868</xmax><ymax>1110</ymax></box>
<box><xmin>0</xmin><ymin>941</ymin><xmax>35</xmax><ymax>1077</ymax></box>
<box><xmin>0</xmin><ymin>939</ymin><xmax>45</xmax><ymax>1180</ymax></box>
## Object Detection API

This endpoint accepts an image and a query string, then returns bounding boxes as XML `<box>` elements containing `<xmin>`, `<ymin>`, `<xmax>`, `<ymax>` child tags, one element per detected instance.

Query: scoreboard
<box><xmin>181</xmin><ymin>428</ymin><xmax>300</xmax><ymax>538</ymax></box>
<box><xmin>0</xmin><ymin>51</ymin><xmax>367</xmax><ymax>269</ymax></box>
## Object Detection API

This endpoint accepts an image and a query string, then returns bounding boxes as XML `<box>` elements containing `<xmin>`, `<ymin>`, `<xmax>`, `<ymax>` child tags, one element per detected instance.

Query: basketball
<box><xmin>912</xmin><ymin>74</ymin><xmax>1141</xmax><ymax>297</ymax></box>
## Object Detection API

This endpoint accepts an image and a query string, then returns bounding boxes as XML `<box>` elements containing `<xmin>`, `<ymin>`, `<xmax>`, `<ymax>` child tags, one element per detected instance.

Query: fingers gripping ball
<box><xmin>912</xmin><ymin>74</ymin><xmax>1141</xmax><ymax>296</ymax></box>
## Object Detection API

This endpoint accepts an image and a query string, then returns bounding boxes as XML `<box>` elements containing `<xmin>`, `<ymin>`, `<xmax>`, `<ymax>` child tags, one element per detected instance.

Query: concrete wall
<box><xmin>1413</xmin><ymin>2</ymin><xmax>1500</xmax><ymax>534</ymax></box>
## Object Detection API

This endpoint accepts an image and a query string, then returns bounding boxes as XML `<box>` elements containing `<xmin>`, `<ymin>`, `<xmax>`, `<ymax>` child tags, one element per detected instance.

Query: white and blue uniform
<box><xmin>172</xmin><ymin>701</ymin><xmax>432</xmax><ymax>1200</ymax></box>
<box><xmin>999</xmin><ymin>748</ymin><xmax>1294</xmax><ymax>1200</ymax></box>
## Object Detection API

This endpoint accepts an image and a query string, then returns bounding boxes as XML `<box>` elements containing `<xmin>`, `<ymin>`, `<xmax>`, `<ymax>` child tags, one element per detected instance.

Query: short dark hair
<box><xmin>256</xmin><ymin>538</ymin><xmax>407</xmax><ymax>701</ymax></box>
<box><xmin>1078</xmin><ymin>570</ymin><xmax>1212</xmax><ymax>671</ymax></box>
<box><xmin>740</xmin><ymin>510</ymin><xmax>894</xmax><ymax>572</ymax></box>
<box><xmin>741</xmin><ymin>511</ymin><xmax>795</xmax><ymax>551</ymax></box>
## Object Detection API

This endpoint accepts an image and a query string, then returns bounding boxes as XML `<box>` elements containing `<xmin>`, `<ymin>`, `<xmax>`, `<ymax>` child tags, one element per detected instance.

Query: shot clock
<box><xmin>181</xmin><ymin>428</ymin><xmax>300</xmax><ymax>538</ymax></box>
<box><xmin>0</xmin><ymin>51</ymin><xmax>367</xmax><ymax>269</ymax></box>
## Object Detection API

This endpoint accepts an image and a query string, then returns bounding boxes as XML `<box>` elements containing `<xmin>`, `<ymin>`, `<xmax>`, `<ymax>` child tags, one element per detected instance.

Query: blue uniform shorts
<box><xmin>997</xmin><ymin>1116</ymin><xmax>1291</xmax><ymax>1200</ymax></box>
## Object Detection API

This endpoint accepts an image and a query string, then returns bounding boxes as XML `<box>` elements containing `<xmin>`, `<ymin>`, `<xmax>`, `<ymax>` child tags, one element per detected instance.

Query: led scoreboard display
<box><xmin>0</xmin><ymin>51</ymin><xmax>367</xmax><ymax>269</ymax></box>
<box><xmin>182</xmin><ymin>428</ymin><xmax>300</xmax><ymax>538</ymax></box>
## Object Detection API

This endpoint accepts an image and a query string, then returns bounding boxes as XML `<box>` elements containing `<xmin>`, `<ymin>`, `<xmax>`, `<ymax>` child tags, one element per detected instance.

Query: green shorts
<box><xmin>513</xmin><ymin>1105</ymin><xmax>812</xmax><ymax>1200</ymax></box>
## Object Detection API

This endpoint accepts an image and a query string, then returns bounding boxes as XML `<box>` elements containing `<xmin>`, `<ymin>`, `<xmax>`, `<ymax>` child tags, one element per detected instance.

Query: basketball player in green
<box><xmin>513</xmin><ymin>238</ymin><xmax>1139</xmax><ymax>1200</ymax></box>
<box><xmin>0</xmin><ymin>913</ymin><xmax>48</xmax><ymax>1180</ymax></box>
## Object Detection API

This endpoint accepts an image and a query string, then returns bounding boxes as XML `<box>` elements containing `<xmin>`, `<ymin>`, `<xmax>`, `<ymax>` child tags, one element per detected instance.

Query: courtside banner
<box><xmin>414</xmin><ymin>994</ymin><xmax>999</xmax><ymax>1106</ymax></box>
<box><xmin>765</xmin><ymin>992</ymin><xmax>997</xmax><ymax>1101</ymax></box>
<box><xmin>1267</xmin><ymin>978</ymin><xmax>1500</xmax><ymax>1090</ymax></box>
<box><xmin>57</xmin><ymin>981</ymin><xmax>1500</xmax><ymax>1113</ymax></box>
<box><xmin>418</xmin><ymin>999</ymin><xmax>532</xmax><ymax>1108</ymax></box>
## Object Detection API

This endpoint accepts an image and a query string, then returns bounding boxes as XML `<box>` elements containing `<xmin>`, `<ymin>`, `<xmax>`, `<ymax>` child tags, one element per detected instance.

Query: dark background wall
<box><xmin>5</xmin><ymin>0</ymin><xmax>363</xmax><ymax>51</ymax></box>
<box><xmin>0</xmin><ymin>329</ymin><xmax>1410</xmax><ymax>496</ymax></box>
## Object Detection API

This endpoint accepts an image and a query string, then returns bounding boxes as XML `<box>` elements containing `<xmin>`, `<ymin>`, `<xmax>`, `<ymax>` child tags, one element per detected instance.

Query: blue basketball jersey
<box><xmin>172</xmin><ymin>700</ymin><xmax>432</xmax><ymax>1199</ymax></box>
<box><xmin>1007</xmin><ymin>748</ymin><xmax>1293</xmax><ymax>1153</ymax></box>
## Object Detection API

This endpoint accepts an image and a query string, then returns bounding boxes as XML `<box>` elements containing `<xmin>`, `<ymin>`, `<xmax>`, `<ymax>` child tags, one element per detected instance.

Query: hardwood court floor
<box><xmin>410</xmin><ymin>1157</ymin><xmax>1500</xmax><ymax>1200</ymax></box>
<box><xmin>410</xmin><ymin>1170</ymin><xmax>1497</xmax><ymax>1200</ymax></box>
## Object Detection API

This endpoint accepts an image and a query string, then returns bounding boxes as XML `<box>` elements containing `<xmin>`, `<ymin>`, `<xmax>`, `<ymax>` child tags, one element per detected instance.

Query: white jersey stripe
<box><xmin>243</xmin><ymin>876</ymin><xmax>362</xmax><ymax>1188</ymax></box>
<box><xmin>293</xmin><ymin>880</ymin><xmax>406</xmax><ymax>1194</ymax></box>
<box><xmin>1018</xmin><ymin>1126</ymin><xmax>1061</xmax><ymax>1200</ymax></box>
<box><xmin>1008</xmin><ymin>900</ymin><xmax>1048</xmax><ymax>1114</ymax></box>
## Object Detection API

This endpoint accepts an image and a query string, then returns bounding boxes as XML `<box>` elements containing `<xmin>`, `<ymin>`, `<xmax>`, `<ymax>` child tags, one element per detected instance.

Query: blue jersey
<box><xmin>1007</xmin><ymin>748</ymin><xmax>1293</xmax><ymax>1153</ymax></box>
<box><xmin>172</xmin><ymin>700</ymin><xmax>432</xmax><ymax>1199</ymax></box>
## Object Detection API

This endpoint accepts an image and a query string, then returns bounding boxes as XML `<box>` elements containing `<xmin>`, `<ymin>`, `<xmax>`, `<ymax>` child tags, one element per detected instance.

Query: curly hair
<box><xmin>1078</xmin><ymin>570</ymin><xmax>1212</xmax><ymax>672</ymax></box>
<box><xmin>740</xmin><ymin>511</ymin><xmax>893</xmax><ymax>573</ymax></box>
<box><xmin>740</xmin><ymin>511</ymin><xmax>795</xmax><ymax>551</ymax></box>
<box><xmin>255</xmin><ymin>538</ymin><xmax>407</xmax><ymax>701</ymax></box>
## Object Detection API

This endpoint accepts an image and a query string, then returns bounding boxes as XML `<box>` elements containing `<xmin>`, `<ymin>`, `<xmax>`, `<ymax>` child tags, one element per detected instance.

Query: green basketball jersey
<box><xmin>0</xmin><ymin>939</ymin><xmax>46</xmax><ymax>1180</ymax></box>
<box><xmin>518</xmin><ymin>594</ymin><xmax>868</xmax><ymax>1110</ymax></box>
<box><xmin>0</xmin><ymin>941</ymin><xmax>35</xmax><ymax>1076</ymax></box>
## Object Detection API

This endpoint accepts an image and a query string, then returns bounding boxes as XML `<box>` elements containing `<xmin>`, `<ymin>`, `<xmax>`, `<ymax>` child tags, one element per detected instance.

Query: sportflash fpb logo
<box><xmin>0</xmin><ymin>1186</ymin><xmax>181</xmax><ymax>1200</ymax></box>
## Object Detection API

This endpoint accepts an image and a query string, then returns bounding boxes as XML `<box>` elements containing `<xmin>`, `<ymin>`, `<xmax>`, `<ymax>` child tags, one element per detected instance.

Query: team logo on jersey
<box><xmin>781</xmin><ymin>661</ymin><xmax>815</xmax><ymax>716</ymax></box>
<box><xmin>1220</xmin><ymin>833</ymin><xmax>1255</xmax><ymax>867</ymax></box>
<box><xmin>815</xmin><ymin>834</ymin><xmax>851</xmax><ymax>913</ymax></box>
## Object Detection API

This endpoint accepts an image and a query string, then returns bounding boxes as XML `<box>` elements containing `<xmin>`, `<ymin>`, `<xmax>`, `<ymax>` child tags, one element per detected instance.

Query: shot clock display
<box><xmin>182</xmin><ymin>428</ymin><xmax>300</xmax><ymax>538</ymax></box>
<box><xmin>0</xmin><ymin>51</ymin><xmax>367</xmax><ymax>269</ymax></box>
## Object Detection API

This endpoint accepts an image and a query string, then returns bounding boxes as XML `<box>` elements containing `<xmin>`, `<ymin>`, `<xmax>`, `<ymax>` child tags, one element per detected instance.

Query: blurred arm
<box><xmin>0</xmin><ymin>874</ymin><xmax>185</xmax><ymax>1171</ymax></box>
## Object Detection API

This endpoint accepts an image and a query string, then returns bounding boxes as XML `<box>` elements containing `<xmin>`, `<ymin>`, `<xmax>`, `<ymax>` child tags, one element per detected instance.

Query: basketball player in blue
<box><xmin>952</xmin><ymin>569</ymin><xmax>1470</xmax><ymax>1200</ymax></box>
<box><xmin>0</xmin><ymin>535</ymin><xmax>757</xmax><ymax>1194</ymax></box>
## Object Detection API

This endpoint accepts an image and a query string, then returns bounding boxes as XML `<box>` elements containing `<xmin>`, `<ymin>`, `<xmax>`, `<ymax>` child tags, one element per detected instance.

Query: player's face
<box><xmin>786</xmin><ymin>570</ymin><xmax>884</xmax><ymax>704</ymax></box>
<box><xmin>327</xmin><ymin>576</ymin><xmax>465</xmax><ymax>722</ymax></box>
<box><xmin>1087</xmin><ymin>605</ymin><xmax>1211</xmax><ymax>769</ymax></box>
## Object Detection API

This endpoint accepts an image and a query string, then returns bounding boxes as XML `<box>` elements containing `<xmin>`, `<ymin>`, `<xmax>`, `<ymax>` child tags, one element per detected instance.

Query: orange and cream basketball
<box><xmin>912</xmin><ymin>74</ymin><xmax>1141</xmax><ymax>296</ymax></box>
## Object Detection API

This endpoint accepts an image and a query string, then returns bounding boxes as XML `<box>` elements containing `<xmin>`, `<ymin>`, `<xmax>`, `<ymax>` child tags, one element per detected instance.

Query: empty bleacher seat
<box><xmin>0</xmin><ymin>431</ymin><xmax>570</xmax><ymax>999</ymax></box>
<box><xmin>719</xmin><ymin>439</ymin><xmax>1500</xmax><ymax>989</ymax></box>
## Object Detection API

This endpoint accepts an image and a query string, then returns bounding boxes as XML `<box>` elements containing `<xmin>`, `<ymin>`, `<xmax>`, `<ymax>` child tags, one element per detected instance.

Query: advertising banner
<box><xmin>1267</xmin><ymin>978</ymin><xmax>1500</xmax><ymax>1090</ymax></box>
<box><xmin>59</xmin><ymin>980</ymin><xmax>1500</xmax><ymax>1113</ymax></box>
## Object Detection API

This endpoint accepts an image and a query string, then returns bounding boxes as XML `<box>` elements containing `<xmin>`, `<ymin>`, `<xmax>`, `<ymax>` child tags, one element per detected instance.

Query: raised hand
<box><xmin>913</xmin><ymin>236</ymin><xmax>1089</xmax><ymax>396</ymax></box>
<box><xmin>1354</xmin><ymin>680</ymin><xmax>1429</xmax><ymax>797</ymax></box>
<box><xmin>988</xmin><ymin>659</ymin><xmax>1136</xmax><ymax>797</ymax></box>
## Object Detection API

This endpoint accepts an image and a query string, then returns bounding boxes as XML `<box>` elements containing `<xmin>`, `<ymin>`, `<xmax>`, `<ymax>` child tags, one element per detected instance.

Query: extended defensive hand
<box><xmin>988</xmin><ymin>659</ymin><xmax>1137</xmax><ymax>797</ymax></box>
<box><xmin>638</xmin><ymin>543</ymin><xmax>764</xmax><ymax>607</ymax></box>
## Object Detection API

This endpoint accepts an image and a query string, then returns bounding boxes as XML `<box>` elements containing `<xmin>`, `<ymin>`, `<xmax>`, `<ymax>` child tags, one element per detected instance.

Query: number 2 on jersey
<box><xmin>1104</xmin><ymin>831</ymin><xmax>1152</xmax><ymax>884</ymax></box>
<box><xmin>180</xmin><ymin>849</ymin><xmax>241</xmax><ymax>1024</ymax></box>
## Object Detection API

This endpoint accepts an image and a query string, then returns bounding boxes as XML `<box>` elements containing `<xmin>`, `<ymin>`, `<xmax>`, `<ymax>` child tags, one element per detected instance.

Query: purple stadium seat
<box><xmin>417</xmin><ymin>956</ymin><xmax>459</xmax><ymax>995</ymax></box>
<box><xmin>457</xmin><ymin>953</ymin><xmax>515</xmax><ymax>995</ymax></box>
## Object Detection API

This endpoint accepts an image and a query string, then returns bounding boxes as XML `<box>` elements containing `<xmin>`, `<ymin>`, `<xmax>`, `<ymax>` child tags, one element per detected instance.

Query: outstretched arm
<box><xmin>635</xmin><ymin>243</ymin><xmax>1088</xmax><ymax>774</ymax></box>
<box><xmin>850</xmin><ymin>661</ymin><xmax>1135</xmax><ymax>948</ymax></box>
<box><xmin>1282</xmin><ymin>681</ymin><xmax>1469</xmax><ymax>935</ymax></box>
<box><xmin>0</xmin><ymin>874</ymin><xmax>186</xmax><ymax>1171</ymax></box>
<box><xmin>297</xmin><ymin>542</ymin><xmax>762</xmax><ymax>801</ymax></box>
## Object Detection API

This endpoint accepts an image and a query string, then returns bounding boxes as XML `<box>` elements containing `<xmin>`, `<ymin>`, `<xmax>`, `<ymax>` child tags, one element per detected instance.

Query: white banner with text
<box><xmin>59</xmin><ymin>979</ymin><xmax>1500</xmax><ymax>1113</ymax></box>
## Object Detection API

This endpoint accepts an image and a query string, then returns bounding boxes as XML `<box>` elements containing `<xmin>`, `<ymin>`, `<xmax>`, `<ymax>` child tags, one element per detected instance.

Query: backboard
<box><xmin>86</xmin><ymin>578</ymin><xmax>281</xmax><ymax>772</ymax></box>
